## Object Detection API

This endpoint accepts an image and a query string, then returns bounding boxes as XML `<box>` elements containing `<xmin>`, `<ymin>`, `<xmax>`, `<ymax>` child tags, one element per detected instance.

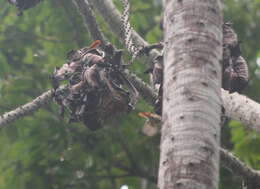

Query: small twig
<box><xmin>72</xmin><ymin>0</ymin><xmax>108</xmax><ymax>47</ymax></box>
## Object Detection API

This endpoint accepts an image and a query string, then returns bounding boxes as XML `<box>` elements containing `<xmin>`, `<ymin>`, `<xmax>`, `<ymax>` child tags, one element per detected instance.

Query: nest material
<box><xmin>8</xmin><ymin>0</ymin><xmax>43</xmax><ymax>15</ymax></box>
<box><xmin>52</xmin><ymin>41</ymin><xmax>138</xmax><ymax>131</ymax></box>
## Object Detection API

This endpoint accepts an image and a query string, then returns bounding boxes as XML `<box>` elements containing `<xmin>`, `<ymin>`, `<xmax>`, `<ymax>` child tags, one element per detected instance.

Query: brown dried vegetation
<box><xmin>52</xmin><ymin>41</ymin><xmax>138</xmax><ymax>130</ymax></box>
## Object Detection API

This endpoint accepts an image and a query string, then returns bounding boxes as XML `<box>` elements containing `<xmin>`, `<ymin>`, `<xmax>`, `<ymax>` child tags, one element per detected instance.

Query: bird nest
<box><xmin>51</xmin><ymin>41</ymin><xmax>138</xmax><ymax>130</ymax></box>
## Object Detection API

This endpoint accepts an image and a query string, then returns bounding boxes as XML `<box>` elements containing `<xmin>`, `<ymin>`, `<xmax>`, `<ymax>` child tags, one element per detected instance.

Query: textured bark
<box><xmin>222</xmin><ymin>89</ymin><xmax>260</xmax><ymax>132</ymax></box>
<box><xmin>158</xmin><ymin>0</ymin><xmax>223</xmax><ymax>189</ymax></box>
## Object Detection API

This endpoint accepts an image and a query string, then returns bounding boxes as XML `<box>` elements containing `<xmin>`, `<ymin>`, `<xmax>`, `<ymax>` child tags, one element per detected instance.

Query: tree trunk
<box><xmin>158</xmin><ymin>0</ymin><xmax>223</xmax><ymax>189</ymax></box>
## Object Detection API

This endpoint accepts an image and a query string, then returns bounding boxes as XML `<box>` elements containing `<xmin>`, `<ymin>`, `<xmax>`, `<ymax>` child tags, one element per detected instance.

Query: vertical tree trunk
<box><xmin>158</xmin><ymin>0</ymin><xmax>223</xmax><ymax>189</ymax></box>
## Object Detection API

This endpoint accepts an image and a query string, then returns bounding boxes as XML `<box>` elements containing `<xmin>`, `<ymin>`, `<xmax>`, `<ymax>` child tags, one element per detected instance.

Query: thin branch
<box><xmin>72</xmin><ymin>0</ymin><xmax>107</xmax><ymax>47</ymax></box>
<box><xmin>0</xmin><ymin>76</ymin><xmax>156</xmax><ymax>127</ymax></box>
<box><xmin>0</xmin><ymin>89</ymin><xmax>54</xmax><ymax>127</ymax></box>
<box><xmin>220</xmin><ymin>148</ymin><xmax>260</xmax><ymax>188</ymax></box>
<box><xmin>124</xmin><ymin>70</ymin><xmax>157</xmax><ymax>105</ymax></box>
<box><xmin>88</xmin><ymin>0</ymin><xmax>161</xmax><ymax>62</ymax></box>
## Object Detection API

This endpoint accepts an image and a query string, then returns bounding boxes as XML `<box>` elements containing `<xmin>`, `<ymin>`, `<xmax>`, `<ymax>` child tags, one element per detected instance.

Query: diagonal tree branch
<box><xmin>0</xmin><ymin>89</ymin><xmax>54</xmax><ymax>127</ymax></box>
<box><xmin>0</xmin><ymin>78</ymin><xmax>156</xmax><ymax>127</ymax></box>
<box><xmin>88</xmin><ymin>0</ymin><xmax>161</xmax><ymax>62</ymax></box>
<box><xmin>124</xmin><ymin>70</ymin><xmax>157</xmax><ymax>105</ymax></box>
<box><xmin>220</xmin><ymin>148</ymin><xmax>260</xmax><ymax>188</ymax></box>
<box><xmin>72</xmin><ymin>0</ymin><xmax>108</xmax><ymax>47</ymax></box>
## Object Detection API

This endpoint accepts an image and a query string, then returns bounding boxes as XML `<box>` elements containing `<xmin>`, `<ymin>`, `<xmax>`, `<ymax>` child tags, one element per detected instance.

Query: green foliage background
<box><xmin>0</xmin><ymin>0</ymin><xmax>259</xmax><ymax>188</ymax></box>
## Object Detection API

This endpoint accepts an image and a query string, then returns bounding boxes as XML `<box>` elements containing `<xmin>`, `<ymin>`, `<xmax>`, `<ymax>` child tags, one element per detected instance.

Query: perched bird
<box><xmin>222</xmin><ymin>23</ymin><xmax>249</xmax><ymax>93</ymax></box>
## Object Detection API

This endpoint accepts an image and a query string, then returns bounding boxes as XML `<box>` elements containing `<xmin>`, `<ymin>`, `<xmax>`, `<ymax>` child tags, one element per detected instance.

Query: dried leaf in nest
<box><xmin>51</xmin><ymin>41</ymin><xmax>138</xmax><ymax>131</ymax></box>
<box><xmin>8</xmin><ymin>0</ymin><xmax>44</xmax><ymax>15</ymax></box>
<box><xmin>138</xmin><ymin>112</ymin><xmax>161</xmax><ymax>136</ymax></box>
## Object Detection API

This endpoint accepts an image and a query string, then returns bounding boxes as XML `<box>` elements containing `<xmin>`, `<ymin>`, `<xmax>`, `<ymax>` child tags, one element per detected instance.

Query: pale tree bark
<box><xmin>158</xmin><ymin>0</ymin><xmax>223</xmax><ymax>189</ymax></box>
